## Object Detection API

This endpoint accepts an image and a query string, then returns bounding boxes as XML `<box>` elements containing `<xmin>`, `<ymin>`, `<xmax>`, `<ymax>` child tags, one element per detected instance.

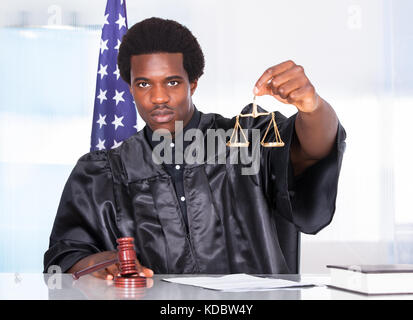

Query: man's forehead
<box><xmin>130</xmin><ymin>52</ymin><xmax>185</xmax><ymax>74</ymax></box>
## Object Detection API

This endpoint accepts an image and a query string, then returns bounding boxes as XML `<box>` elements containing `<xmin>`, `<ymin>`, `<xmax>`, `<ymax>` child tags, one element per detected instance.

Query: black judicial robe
<box><xmin>44</xmin><ymin>104</ymin><xmax>346</xmax><ymax>274</ymax></box>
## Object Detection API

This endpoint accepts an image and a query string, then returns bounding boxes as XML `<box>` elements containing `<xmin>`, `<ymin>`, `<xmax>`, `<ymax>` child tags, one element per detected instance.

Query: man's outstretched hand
<box><xmin>254</xmin><ymin>60</ymin><xmax>339</xmax><ymax>175</ymax></box>
<box><xmin>253</xmin><ymin>60</ymin><xmax>320</xmax><ymax>113</ymax></box>
<box><xmin>68</xmin><ymin>251</ymin><xmax>154</xmax><ymax>280</ymax></box>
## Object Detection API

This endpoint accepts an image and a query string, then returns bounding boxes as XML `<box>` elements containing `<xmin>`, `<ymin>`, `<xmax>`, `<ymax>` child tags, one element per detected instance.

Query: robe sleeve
<box><xmin>43</xmin><ymin>151</ymin><xmax>120</xmax><ymax>273</ymax></box>
<box><xmin>263</xmin><ymin>112</ymin><xmax>346</xmax><ymax>234</ymax></box>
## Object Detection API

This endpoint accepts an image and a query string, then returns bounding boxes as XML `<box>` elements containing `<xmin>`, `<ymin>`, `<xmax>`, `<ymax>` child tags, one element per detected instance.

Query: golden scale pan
<box><xmin>226</xmin><ymin>96</ymin><xmax>285</xmax><ymax>148</ymax></box>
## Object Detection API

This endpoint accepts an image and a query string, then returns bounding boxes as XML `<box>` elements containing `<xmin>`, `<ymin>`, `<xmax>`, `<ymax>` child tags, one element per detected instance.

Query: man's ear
<box><xmin>190</xmin><ymin>80</ymin><xmax>198</xmax><ymax>96</ymax></box>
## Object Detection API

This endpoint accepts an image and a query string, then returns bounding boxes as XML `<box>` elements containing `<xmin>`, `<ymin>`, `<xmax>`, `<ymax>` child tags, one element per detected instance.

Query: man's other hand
<box><xmin>67</xmin><ymin>251</ymin><xmax>154</xmax><ymax>280</ymax></box>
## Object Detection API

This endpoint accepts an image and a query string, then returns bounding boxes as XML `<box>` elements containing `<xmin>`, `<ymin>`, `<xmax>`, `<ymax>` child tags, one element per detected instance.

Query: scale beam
<box><xmin>227</xmin><ymin>96</ymin><xmax>285</xmax><ymax>148</ymax></box>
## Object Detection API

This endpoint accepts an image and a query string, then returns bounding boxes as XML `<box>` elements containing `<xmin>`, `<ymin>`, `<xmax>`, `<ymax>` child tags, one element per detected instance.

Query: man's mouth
<box><xmin>151</xmin><ymin>109</ymin><xmax>175</xmax><ymax>123</ymax></box>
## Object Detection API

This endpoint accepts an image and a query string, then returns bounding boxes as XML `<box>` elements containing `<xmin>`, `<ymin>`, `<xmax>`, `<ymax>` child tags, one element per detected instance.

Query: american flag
<box><xmin>90</xmin><ymin>0</ymin><xmax>139</xmax><ymax>151</ymax></box>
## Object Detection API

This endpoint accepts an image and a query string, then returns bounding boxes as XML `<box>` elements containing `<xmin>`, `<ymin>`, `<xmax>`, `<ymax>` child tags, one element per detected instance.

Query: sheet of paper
<box><xmin>162</xmin><ymin>273</ymin><xmax>315</xmax><ymax>292</ymax></box>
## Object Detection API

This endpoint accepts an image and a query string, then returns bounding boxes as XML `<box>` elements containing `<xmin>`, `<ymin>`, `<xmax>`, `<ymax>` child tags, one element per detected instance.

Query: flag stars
<box><xmin>112</xmin><ymin>115</ymin><xmax>124</xmax><ymax>130</ymax></box>
<box><xmin>96</xmin><ymin>138</ymin><xmax>106</xmax><ymax>150</ymax></box>
<box><xmin>91</xmin><ymin>2</ymin><xmax>134</xmax><ymax>152</ymax></box>
<box><xmin>100</xmin><ymin>38</ymin><xmax>109</xmax><ymax>54</ymax></box>
<box><xmin>98</xmin><ymin>64</ymin><xmax>108</xmax><ymax>79</ymax></box>
<box><xmin>113</xmin><ymin>65</ymin><xmax>120</xmax><ymax>80</ymax></box>
<box><xmin>96</xmin><ymin>114</ymin><xmax>107</xmax><ymax>129</ymax></box>
<box><xmin>113</xmin><ymin>90</ymin><xmax>125</xmax><ymax>105</ymax></box>
<box><xmin>103</xmin><ymin>13</ymin><xmax>109</xmax><ymax>26</ymax></box>
<box><xmin>115</xmin><ymin>13</ymin><xmax>126</xmax><ymax>30</ymax></box>
<box><xmin>112</xmin><ymin>140</ymin><xmax>123</xmax><ymax>149</ymax></box>
<box><xmin>114</xmin><ymin>39</ymin><xmax>121</xmax><ymax>51</ymax></box>
<box><xmin>97</xmin><ymin>89</ymin><xmax>107</xmax><ymax>104</ymax></box>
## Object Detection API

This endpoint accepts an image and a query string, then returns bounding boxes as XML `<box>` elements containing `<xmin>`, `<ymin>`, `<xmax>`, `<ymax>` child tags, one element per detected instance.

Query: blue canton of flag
<box><xmin>90</xmin><ymin>0</ymin><xmax>139</xmax><ymax>151</ymax></box>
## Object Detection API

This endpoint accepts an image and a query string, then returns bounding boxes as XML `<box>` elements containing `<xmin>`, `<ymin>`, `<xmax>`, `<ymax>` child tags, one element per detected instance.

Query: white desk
<box><xmin>1</xmin><ymin>273</ymin><xmax>412</xmax><ymax>300</ymax></box>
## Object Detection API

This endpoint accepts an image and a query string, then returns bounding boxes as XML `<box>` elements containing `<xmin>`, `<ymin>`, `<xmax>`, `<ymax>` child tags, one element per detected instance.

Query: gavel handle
<box><xmin>72</xmin><ymin>258</ymin><xmax>118</xmax><ymax>280</ymax></box>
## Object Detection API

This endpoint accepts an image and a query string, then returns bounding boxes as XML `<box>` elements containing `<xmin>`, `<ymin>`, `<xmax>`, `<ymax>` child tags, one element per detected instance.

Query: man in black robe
<box><xmin>44</xmin><ymin>17</ymin><xmax>346</xmax><ymax>279</ymax></box>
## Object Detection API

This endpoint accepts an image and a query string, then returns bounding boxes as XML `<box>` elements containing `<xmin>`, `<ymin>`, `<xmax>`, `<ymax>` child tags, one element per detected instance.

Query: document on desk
<box><xmin>162</xmin><ymin>274</ymin><xmax>315</xmax><ymax>292</ymax></box>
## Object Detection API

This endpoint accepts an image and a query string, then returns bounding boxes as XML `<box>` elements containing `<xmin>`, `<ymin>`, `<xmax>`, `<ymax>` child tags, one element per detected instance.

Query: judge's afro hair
<box><xmin>118</xmin><ymin>17</ymin><xmax>205</xmax><ymax>85</ymax></box>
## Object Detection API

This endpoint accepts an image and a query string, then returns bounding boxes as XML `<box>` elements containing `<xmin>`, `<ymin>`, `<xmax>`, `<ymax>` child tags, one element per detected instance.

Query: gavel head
<box><xmin>115</xmin><ymin>237</ymin><xmax>147</xmax><ymax>290</ymax></box>
<box><xmin>116</xmin><ymin>237</ymin><xmax>139</xmax><ymax>276</ymax></box>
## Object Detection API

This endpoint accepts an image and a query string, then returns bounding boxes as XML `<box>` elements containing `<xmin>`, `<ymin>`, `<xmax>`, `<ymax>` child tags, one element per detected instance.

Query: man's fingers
<box><xmin>274</xmin><ymin>77</ymin><xmax>306</xmax><ymax>100</ymax></box>
<box><xmin>142</xmin><ymin>266</ymin><xmax>154</xmax><ymax>278</ymax></box>
<box><xmin>145</xmin><ymin>277</ymin><xmax>154</xmax><ymax>288</ymax></box>
<box><xmin>288</xmin><ymin>84</ymin><xmax>318</xmax><ymax>112</ymax></box>
<box><xmin>92</xmin><ymin>268</ymin><xmax>111</xmax><ymax>280</ymax></box>
<box><xmin>134</xmin><ymin>259</ymin><xmax>154</xmax><ymax>278</ymax></box>
<box><xmin>253</xmin><ymin>61</ymin><xmax>316</xmax><ymax>110</ymax></box>
<box><xmin>105</xmin><ymin>263</ymin><xmax>121</xmax><ymax>280</ymax></box>
<box><xmin>270</xmin><ymin>65</ymin><xmax>304</xmax><ymax>90</ymax></box>
<box><xmin>87</xmin><ymin>258</ymin><xmax>152</xmax><ymax>280</ymax></box>
<box><xmin>135</xmin><ymin>258</ymin><xmax>144</xmax><ymax>274</ymax></box>
<box><xmin>254</xmin><ymin>60</ymin><xmax>296</xmax><ymax>95</ymax></box>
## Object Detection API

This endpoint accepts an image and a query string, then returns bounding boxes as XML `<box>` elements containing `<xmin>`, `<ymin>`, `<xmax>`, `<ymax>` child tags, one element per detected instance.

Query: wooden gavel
<box><xmin>72</xmin><ymin>237</ymin><xmax>146</xmax><ymax>288</ymax></box>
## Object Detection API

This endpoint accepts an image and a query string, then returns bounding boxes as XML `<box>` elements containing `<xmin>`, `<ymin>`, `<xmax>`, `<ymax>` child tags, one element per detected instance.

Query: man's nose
<box><xmin>150</xmin><ymin>85</ymin><xmax>170</xmax><ymax>104</ymax></box>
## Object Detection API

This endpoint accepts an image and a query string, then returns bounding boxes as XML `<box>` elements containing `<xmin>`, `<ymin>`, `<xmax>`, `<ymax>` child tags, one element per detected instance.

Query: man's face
<box><xmin>129</xmin><ymin>52</ymin><xmax>197</xmax><ymax>134</ymax></box>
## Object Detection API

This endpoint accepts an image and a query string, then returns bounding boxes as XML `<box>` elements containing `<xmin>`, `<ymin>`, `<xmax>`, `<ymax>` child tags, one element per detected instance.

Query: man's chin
<box><xmin>150</xmin><ymin>123</ymin><xmax>175</xmax><ymax>136</ymax></box>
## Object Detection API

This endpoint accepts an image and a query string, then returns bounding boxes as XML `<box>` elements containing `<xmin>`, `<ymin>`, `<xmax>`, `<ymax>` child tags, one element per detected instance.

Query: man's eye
<box><xmin>168</xmin><ymin>81</ymin><xmax>179</xmax><ymax>86</ymax></box>
<box><xmin>137</xmin><ymin>82</ymin><xmax>149</xmax><ymax>88</ymax></box>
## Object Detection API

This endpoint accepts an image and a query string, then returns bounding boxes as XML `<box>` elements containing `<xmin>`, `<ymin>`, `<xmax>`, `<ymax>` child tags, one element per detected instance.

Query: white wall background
<box><xmin>0</xmin><ymin>0</ymin><xmax>412</xmax><ymax>273</ymax></box>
